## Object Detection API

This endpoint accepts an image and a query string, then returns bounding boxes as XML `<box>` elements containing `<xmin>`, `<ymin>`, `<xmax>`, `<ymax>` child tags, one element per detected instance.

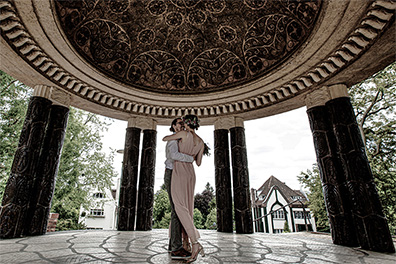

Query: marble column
<box><xmin>306</xmin><ymin>84</ymin><xmax>394</xmax><ymax>252</ymax></box>
<box><xmin>306</xmin><ymin>87</ymin><xmax>358</xmax><ymax>247</ymax></box>
<box><xmin>117</xmin><ymin>121</ymin><xmax>141</xmax><ymax>231</ymax></box>
<box><xmin>27</xmin><ymin>103</ymin><xmax>69</xmax><ymax>236</ymax></box>
<box><xmin>326</xmin><ymin>87</ymin><xmax>394</xmax><ymax>253</ymax></box>
<box><xmin>0</xmin><ymin>85</ymin><xmax>62</xmax><ymax>238</ymax></box>
<box><xmin>136</xmin><ymin>125</ymin><xmax>157</xmax><ymax>231</ymax></box>
<box><xmin>229</xmin><ymin>118</ymin><xmax>253</xmax><ymax>234</ymax></box>
<box><xmin>213</xmin><ymin>123</ymin><xmax>233</xmax><ymax>232</ymax></box>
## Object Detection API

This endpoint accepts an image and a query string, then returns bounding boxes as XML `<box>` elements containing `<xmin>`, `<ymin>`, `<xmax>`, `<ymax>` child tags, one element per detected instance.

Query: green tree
<box><xmin>194</xmin><ymin>182</ymin><xmax>214</xmax><ymax>224</ymax></box>
<box><xmin>157</xmin><ymin>212</ymin><xmax>171</xmax><ymax>229</ymax></box>
<box><xmin>349</xmin><ymin>62</ymin><xmax>396</xmax><ymax>234</ymax></box>
<box><xmin>204</xmin><ymin>208</ymin><xmax>217</xmax><ymax>230</ymax></box>
<box><xmin>153</xmin><ymin>185</ymin><xmax>171</xmax><ymax>228</ymax></box>
<box><xmin>51</xmin><ymin>108</ymin><xmax>117</xmax><ymax>230</ymax></box>
<box><xmin>0</xmin><ymin>71</ymin><xmax>31</xmax><ymax>198</ymax></box>
<box><xmin>193</xmin><ymin>208</ymin><xmax>204</xmax><ymax>229</ymax></box>
<box><xmin>297</xmin><ymin>164</ymin><xmax>330</xmax><ymax>232</ymax></box>
<box><xmin>283</xmin><ymin>221</ymin><xmax>290</xmax><ymax>233</ymax></box>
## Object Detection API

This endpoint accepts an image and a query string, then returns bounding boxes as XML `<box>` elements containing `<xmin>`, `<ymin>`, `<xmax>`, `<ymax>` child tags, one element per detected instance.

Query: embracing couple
<box><xmin>163</xmin><ymin>115</ymin><xmax>206</xmax><ymax>263</ymax></box>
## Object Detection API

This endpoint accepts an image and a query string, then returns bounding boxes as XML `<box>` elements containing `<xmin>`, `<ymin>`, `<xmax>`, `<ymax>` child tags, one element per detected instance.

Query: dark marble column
<box><xmin>27</xmin><ymin>105</ymin><xmax>69</xmax><ymax>236</ymax></box>
<box><xmin>230</xmin><ymin>127</ymin><xmax>253</xmax><ymax>234</ymax></box>
<box><xmin>136</xmin><ymin>129</ymin><xmax>157</xmax><ymax>231</ymax></box>
<box><xmin>307</xmin><ymin>105</ymin><xmax>358</xmax><ymax>247</ymax></box>
<box><xmin>0</xmin><ymin>96</ymin><xmax>52</xmax><ymax>238</ymax></box>
<box><xmin>214</xmin><ymin>129</ymin><xmax>233</xmax><ymax>232</ymax></box>
<box><xmin>326</xmin><ymin>97</ymin><xmax>395</xmax><ymax>253</ymax></box>
<box><xmin>117</xmin><ymin>127</ymin><xmax>141</xmax><ymax>231</ymax></box>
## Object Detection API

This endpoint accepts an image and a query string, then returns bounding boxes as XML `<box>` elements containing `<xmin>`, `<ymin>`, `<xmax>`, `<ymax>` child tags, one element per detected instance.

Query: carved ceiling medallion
<box><xmin>55</xmin><ymin>0</ymin><xmax>321</xmax><ymax>94</ymax></box>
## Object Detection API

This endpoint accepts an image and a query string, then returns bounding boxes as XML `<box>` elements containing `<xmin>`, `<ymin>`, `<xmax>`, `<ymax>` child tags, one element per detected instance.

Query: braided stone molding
<box><xmin>0</xmin><ymin>0</ymin><xmax>395</xmax><ymax>120</ymax></box>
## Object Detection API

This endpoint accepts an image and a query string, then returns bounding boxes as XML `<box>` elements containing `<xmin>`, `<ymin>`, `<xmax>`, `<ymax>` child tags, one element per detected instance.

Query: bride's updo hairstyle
<box><xmin>182</xmin><ymin>115</ymin><xmax>200</xmax><ymax>130</ymax></box>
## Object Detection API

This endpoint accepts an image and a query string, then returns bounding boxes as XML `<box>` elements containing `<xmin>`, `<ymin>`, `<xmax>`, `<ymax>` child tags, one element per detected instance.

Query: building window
<box><xmin>274</xmin><ymin>229</ymin><xmax>283</xmax><ymax>233</ymax></box>
<box><xmin>272</xmin><ymin>210</ymin><xmax>284</xmax><ymax>219</ymax></box>
<box><xmin>93</xmin><ymin>192</ymin><xmax>105</xmax><ymax>199</ymax></box>
<box><xmin>291</xmin><ymin>196</ymin><xmax>301</xmax><ymax>200</ymax></box>
<box><xmin>294</xmin><ymin>211</ymin><xmax>311</xmax><ymax>219</ymax></box>
<box><xmin>90</xmin><ymin>208</ymin><xmax>104</xmax><ymax>217</ymax></box>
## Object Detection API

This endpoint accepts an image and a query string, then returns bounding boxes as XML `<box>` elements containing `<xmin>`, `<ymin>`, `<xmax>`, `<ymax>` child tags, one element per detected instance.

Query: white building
<box><xmin>251</xmin><ymin>176</ymin><xmax>317</xmax><ymax>233</ymax></box>
<box><xmin>79</xmin><ymin>182</ymin><xmax>119</xmax><ymax>230</ymax></box>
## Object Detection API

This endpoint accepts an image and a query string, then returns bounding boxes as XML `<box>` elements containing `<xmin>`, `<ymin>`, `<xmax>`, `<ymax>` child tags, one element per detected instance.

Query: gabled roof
<box><xmin>255</xmin><ymin>176</ymin><xmax>308</xmax><ymax>207</ymax></box>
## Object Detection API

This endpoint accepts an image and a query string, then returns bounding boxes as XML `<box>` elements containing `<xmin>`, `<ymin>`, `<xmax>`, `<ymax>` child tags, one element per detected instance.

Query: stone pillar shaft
<box><xmin>0</xmin><ymin>96</ymin><xmax>52</xmax><ymax>238</ymax></box>
<box><xmin>307</xmin><ymin>105</ymin><xmax>358</xmax><ymax>246</ymax></box>
<box><xmin>136</xmin><ymin>129</ymin><xmax>157</xmax><ymax>231</ymax></box>
<box><xmin>118</xmin><ymin>127</ymin><xmax>141</xmax><ymax>231</ymax></box>
<box><xmin>214</xmin><ymin>129</ymin><xmax>233</xmax><ymax>232</ymax></box>
<box><xmin>27</xmin><ymin>105</ymin><xmax>69</xmax><ymax>235</ymax></box>
<box><xmin>326</xmin><ymin>97</ymin><xmax>394</xmax><ymax>253</ymax></box>
<box><xmin>230</xmin><ymin>127</ymin><xmax>253</xmax><ymax>234</ymax></box>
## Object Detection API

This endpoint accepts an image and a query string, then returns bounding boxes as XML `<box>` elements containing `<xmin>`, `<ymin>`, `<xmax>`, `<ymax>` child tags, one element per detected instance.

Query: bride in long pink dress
<box><xmin>163</xmin><ymin>115</ymin><xmax>205</xmax><ymax>263</ymax></box>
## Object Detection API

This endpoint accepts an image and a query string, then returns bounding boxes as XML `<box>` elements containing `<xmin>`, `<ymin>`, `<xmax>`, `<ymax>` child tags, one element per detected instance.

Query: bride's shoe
<box><xmin>186</xmin><ymin>241</ymin><xmax>205</xmax><ymax>263</ymax></box>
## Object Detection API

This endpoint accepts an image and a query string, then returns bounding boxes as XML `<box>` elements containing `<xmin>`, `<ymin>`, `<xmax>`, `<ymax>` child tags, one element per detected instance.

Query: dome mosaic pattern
<box><xmin>55</xmin><ymin>0</ymin><xmax>321</xmax><ymax>94</ymax></box>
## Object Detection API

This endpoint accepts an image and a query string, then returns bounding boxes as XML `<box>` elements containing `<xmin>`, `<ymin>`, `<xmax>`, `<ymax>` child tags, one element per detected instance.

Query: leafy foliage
<box><xmin>194</xmin><ymin>182</ymin><xmax>215</xmax><ymax>224</ymax></box>
<box><xmin>153</xmin><ymin>185</ymin><xmax>171</xmax><ymax>229</ymax></box>
<box><xmin>205</xmin><ymin>208</ymin><xmax>217</xmax><ymax>230</ymax></box>
<box><xmin>297</xmin><ymin>164</ymin><xmax>330</xmax><ymax>232</ymax></box>
<box><xmin>283</xmin><ymin>221</ymin><xmax>290</xmax><ymax>233</ymax></box>
<box><xmin>52</xmin><ymin>108</ymin><xmax>117</xmax><ymax>230</ymax></box>
<box><xmin>193</xmin><ymin>208</ymin><xmax>204</xmax><ymax>229</ymax></box>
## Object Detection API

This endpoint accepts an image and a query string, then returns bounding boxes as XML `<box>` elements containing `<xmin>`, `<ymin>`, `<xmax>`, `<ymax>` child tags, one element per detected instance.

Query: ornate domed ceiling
<box><xmin>0</xmin><ymin>0</ymin><xmax>395</xmax><ymax>125</ymax></box>
<box><xmin>55</xmin><ymin>0</ymin><xmax>321</xmax><ymax>94</ymax></box>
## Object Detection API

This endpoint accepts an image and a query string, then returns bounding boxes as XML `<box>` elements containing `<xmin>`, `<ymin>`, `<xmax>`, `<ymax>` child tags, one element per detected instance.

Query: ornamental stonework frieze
<box><xmin>0</xmin><ymin>0</ymin><xmax>395</xmax><ymax>121</ymax></box>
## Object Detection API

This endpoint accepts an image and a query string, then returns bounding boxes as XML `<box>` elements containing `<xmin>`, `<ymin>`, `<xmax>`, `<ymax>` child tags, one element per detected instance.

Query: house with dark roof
<box><xmin>251</xmin><ymin>176</ymin><xmax>316</xmax><ymax>233</ymax></box>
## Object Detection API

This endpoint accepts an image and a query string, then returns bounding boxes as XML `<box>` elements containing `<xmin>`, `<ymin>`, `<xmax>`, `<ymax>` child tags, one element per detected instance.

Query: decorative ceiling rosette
<box><xmin>243</xmin><ymin>14</ymin><xmax>305</xmax><ymax>75</ymax></box>
<box><xmin>54</xmin><ymin>0</ymin><xmax>321</xmax><ymax>94</ymax></box>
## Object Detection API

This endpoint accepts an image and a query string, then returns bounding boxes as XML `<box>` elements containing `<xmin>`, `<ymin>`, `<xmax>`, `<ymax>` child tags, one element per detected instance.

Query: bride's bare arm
<box><xmin>163</xmin><ymin>130</ymin><xmax>187</xmax><ymax>141</ymax></box>
<box><xmin>195</xmin><ymin>143</ymin><xmax>205</xmax><ymax>166</ymax></box>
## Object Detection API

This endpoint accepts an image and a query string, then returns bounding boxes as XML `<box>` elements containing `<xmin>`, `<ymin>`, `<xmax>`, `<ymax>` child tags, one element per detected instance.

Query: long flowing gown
<box><xmin>171</xmin><ymin>132</ymin><xmax>204</xmax><ymax>242</ymax></box>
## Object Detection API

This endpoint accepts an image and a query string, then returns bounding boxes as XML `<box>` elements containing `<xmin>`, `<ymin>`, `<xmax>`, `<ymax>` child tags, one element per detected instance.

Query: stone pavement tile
<box><xmin>24</xmin><ymin>242</ymin><xmax>70</xmax><ymax>252</ymax></box>
<box><xmin>117</xmin><ymin>251</ymin><xmax>153</xmax><ymax>258</ymax></box>
<box><xmin>257</xmin><ymin>259</ymin><xmax>288</xmax><ymax>264</ymax></box>
<box><xmin>150</xmin><ymin>253</ymin><xmax>192</xmax><ymax>264</ymax></box>
<box><xmin>305</xmin><ymin>251</ymin><xmax>365</xmax><ymax>264</ymax></box>
<box><xmin>0</xmin><ymin>243</ymin><xmax>25</xmax><ymax>253</ymax></box>
<box><xmin>72</xmin><ymin>247</ymin><xmax>109</xmax><ymax>254</ymax></box>
<box><xmin>215</xmin><ymin>250</ymin><xmax>240</xmax><ymax>257</ymax></box>
<box><xmin>364</xmin><ymin>257</ymin><xmax>396</xmax><ymax>264</ymax></box>
<box><xmin>265</xmin><ymin>252</ymin><xmax>303</xmax><ymax>262</ymax></box>
<box><xmin>50</xmin><ymin>254</ymin><xmax>98</xmax><ymax>263</ymax></box>
<box><xmin>23</xmin><ymin>260</ymin><xmax>52</xmax><ymax>263</ymax></box>
<box><xmin>240</xmin><ymin>246</ymin><xmax>271</xmax><ymax>254</ymax></box>
<box><xmin>219</xmin><ymin>255</ymin><xmax>262</xmax><ymax>263</ymax></box>
<box><xmin>0</xmin><ymin>230</ymin><xmax>395</xmax><ymax>263</ymax></box>
<box><xmin>0</xmin><ymin>252</ymin><xmax>42</xmax><ymax>263</ymax></box>
<box><xmin>38</xmin><ymin>248</ymin><xmax>75</xmax><ymax>259</ymax></box>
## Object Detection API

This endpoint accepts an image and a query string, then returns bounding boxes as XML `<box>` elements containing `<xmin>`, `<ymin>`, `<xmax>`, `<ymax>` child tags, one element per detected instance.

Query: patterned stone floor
<box><xmin>0</xmin><ymin>229</ymin><xmax>395</xmax><ymax>263</ymax></box>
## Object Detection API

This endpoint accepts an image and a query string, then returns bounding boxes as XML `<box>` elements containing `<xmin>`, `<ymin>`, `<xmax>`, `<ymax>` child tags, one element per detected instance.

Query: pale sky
<box><xmin>102</xmin><ymin>107</ymin><xmax>317</xmax><ymax>194</ymax></box>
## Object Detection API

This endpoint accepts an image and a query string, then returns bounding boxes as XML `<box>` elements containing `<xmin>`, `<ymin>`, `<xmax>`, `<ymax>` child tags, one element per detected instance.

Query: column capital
<box><xmin>305</xmin><ymin>84</ymin><xmax>349</xmax><ymax>109</ymax></box>
<box><xmin>33</xmin><ymin>85</ymin><xmax>71</xmax><ymax>107</ymax></box>
<box><xmin>214</xmin><ymin>116</ymin><xmax>244</xmax><ymax>130</ymax></box>
<box><xmin>33</xmin><ymin>85</ymin><xmax>52</xmax><ymax>98</ymax></box>
<box><xmin>128</xmin><ymin>117</ymin><xmax>157</xmax><ymax>130</ymax></box>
